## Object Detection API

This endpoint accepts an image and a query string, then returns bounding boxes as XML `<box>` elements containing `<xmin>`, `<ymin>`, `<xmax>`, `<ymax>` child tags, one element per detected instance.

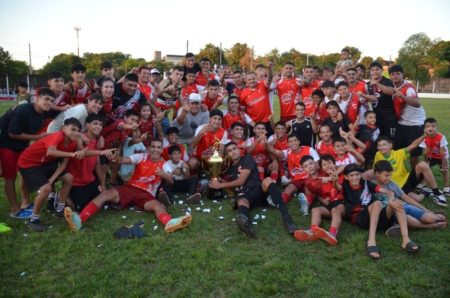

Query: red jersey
<box><xmin>348</xmin><ymin>81</ymin><xmax>367</xmax><ymax>95</ymax></box>
<box><xmin>195</xmin><ymin>72</ymin><xmax>216</xmax><ymax>87</ymax></box>
<box><xmin>305</xmin><ymin>171</ymin><xmax>344</xmax><ymax>203</ymax></box>
<box><xmin>203</xmin><ymin>92</ymin><xmax>224</xmax><ymax>111</ymax></box>
<box><xmin>240</xmin><ymin>82</ymin><xmax>272</xmax><ymax>122</ymax></box>
<box><xmin>138</xmin><ymin>83</ymin><xmax>153</xmax><ymax>102</ymax></box>
<box><xmin>101</xmin><ymin>120</ymin><xmax>132</xmax><ymax>149</ymax></box>
<box><xmin>393</xmin><ymin>82</ymin><xmax>417</xmax><ymax>120</ymax></box>
<box><xmin>52</xmin><ymin>90</ymin><xmax>70</xmax><ymax>108</ymax></box>
<box><xmin>268</xmin><ymin>135</ymin><xmax>288</xmax><ymax>151</ymax></box>
<box><xmin>65</xmin><ymin>81</ymin><xmax>94</xmax><ymax>105</ymax></box>
<box><xmin>277</xmin><ymin>77</ymin><xmax>300</xmax><ymax>118</ymax></box>
<box><xmin>421</xmin><ymin>133</ymin><xmax>449</xmax><ymax>160</ymax></box>
<box><xmin>194</xmin><ymin>126</ymin><xmax>228</xmax><ymax>158</ymax></box>
<box><xmin>245</xmin><ymin>137</ymin><xmax>270</xmax><ymax>167</ymax></box>
<box><xmin>233</xmin><ymin>86</ymin><xmax>245</xmax><ymax>100</ymax></box>
<box><xmin>162</xmin><ymin>141</ymin><xmax>188</xmax><ymax>161</ymax></box>
<box><xmin>67</xmin><ymin>135</ymin><xmax>98</xmax><ymax>186</ymax></box>
<box><xmin>335</xmin><ymin>153</ymin><xmax>358</xmax><ymax>167</ymax></box>
<box><xmin>139</xmin><ymin>119</ymin><xmax>154</xmax><ymax>147</ymax></box>
<box><xmin>182</xmin><ymin>83</ymin><xmax>200</xmax><ymax>101</ymax></box>
<box><xmin>338</xmin><ymin>94</ymin><xmax>360</xmax><ymax>123</ymax></box>
<box><xmin>127</xmin><ymin>154</ymin><xmax>165</xmax><ymax>196</ymax></box>
<box><xmin>18</xmin><ymin>131</ymin><xmax>77</xmax><ymax>169</ymax></box>
<box><xmin>222</xmin><ymin>110</ymin><xmax>252</xmax><ymax>131</ymax></box>
<box><xmin>300</xmin><ymin>79</ymin><xmax>320</xmax><ymax>117</ymax></box>
<box><xmin>315</xmin><ymin>140</ymin><xmax>335</xmax><ymax>157</ymax></box>
<box><xmin>283</xmin><ymin>146</ymin><xmax>320</xmax><ymax>181</ymax></box>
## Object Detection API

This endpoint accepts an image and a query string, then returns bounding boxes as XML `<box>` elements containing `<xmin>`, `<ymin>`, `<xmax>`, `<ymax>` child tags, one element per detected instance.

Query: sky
<box><xmin>1</xmin><ymin>0</ymin><xmax>449</xmax><ymax>69</ymax></box>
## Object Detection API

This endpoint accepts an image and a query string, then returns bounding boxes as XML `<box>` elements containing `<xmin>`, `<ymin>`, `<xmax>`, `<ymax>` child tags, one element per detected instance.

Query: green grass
<box><xmin>1</xmin><ymin>99</ymin><xmax>450</xmax><ymax>297</ymax></box>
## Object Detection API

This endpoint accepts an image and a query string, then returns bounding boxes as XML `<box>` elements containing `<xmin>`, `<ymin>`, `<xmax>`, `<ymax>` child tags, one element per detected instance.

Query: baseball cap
<box><xmin>189</xmin><ymin>93</ymin><xmax>202</xmax><ymax>103</ymax></box>
<box><xmin>151</xmin><ymin>68</ymin><xmax>160</xmax><ymax>75</ymax></box>
<box><xmin>321</xmin><ymin>80</ymin><xmax>335</xmax><ymax>88</ymax></box>
<box><xmin>343</xmin><ymin>163</ymin><xmax>364</xmax><ymax>176</ymax></box>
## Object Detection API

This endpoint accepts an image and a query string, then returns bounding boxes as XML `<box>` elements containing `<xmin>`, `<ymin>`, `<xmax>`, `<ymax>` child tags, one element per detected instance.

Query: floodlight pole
<box><xmin>74</xmin><ymin>26</ymin><xmax>81</xmax><ymax>57</ymax></box>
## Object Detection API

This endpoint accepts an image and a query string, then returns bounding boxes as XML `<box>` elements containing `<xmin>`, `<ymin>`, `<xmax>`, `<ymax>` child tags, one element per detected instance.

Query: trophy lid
<box><xmin>208</xmin><ymin>150</ymin><xmax>223</xmax><ymax>163</ymax></box>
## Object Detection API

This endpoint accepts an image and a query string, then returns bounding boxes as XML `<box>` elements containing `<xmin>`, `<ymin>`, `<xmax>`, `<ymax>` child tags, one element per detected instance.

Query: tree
<box><xmin>41</xmin><ymin>53</ymin><xmax>81</xmax><ymax>80</ymax></box>
<box><xmin>83</xmin><ymin>52</ymin><xmax>130</xmax><ymax>77</ymax></box>
<box><xmin>225</xmin><ymin>43</ymin><xmax>250</xmax><ymax>69</ymax></box>
<box><xmin>397</xmin><ymin>32</ymin><xmax>433</xmax><ymax>82</ymax></box>
<box><xmin>359</xmin><ymin>56</ymin><xmax>374</xmax><ymax>70</ymax></box>
<box><xmin>0</xmin><ymin>47</ymin><xmax>30</xmax><ymax>89</ymax></box>
<box><xmin>429</xmin><ymin>40</ymin><xmax>450</xmax><ymax>78</ymax></box>
<box><xmin>197</xmin><ymin>43</ymin><xmax>223</xmax><ymax>66</ymax></box>
<box><xmin>0</xmin><ymin>47</ymin><xmax>13</xmax><ymax>76</ymax></box>
<box><xmin>342</xmin><ymin>46</ymin><xmax>362</xmax><ymax>63</ymax></box>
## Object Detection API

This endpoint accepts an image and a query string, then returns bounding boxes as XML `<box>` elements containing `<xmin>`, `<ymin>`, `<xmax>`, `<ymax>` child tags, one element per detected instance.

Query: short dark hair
<box><xmin>207</xmin><ymin>79</ymin><xmax>220</xmax><ymax>87</ymax></box>
<box><xmin>287</xmin><ymin>133</ymin><xmax>299</xmax><ymax>141</ymax></box>
<box><xmin>254</xmin><ymin>121</ymin><xmax>266</xmax><ymax>129</ymax></box>
<box><xmin>168</xmin><ymin>145</ymin><xmax>181</xmax><ymax>155</ymax></box>
<box><xmin>312</xmin><ymin>89</ymin><xmax>325</xmax><ymax>99</ymax></box>
<box><xmin>284</xmin><ymin>61</ymin><xmax>294</xmax><ymax>67</ymax></box>
<box><xmin>374</xmin><ymin>160</ymin><xmax>393</xmax><ymax>173</ymax></box>
<box><xmin>233</xmin><ymin>70</ymin><xmax>242</xmax><ymax>75</ymax></box>
<box><xmin>124</xmin><ymin>109</ymin><xmax>139</xmax><ymax>118</ymax></box>
<box><xmin>17</xmin><ymin>82</ymin><xmax>28</xmax><ymax>88</ymax></box>
<box><xmin>274</xmin><ymin>121</ymin><xmax>286</xmax><ymax>128</ymax></box>
<box><xmin>88</xmin><ymin>93</ymin><xmax>105</xmax><ymax>104</ymax></box>
<box><xmin>296</xmin><ymin>102</ymin><xmax>306</xmax><ymax>109</ymax></box>
<box><xmin>364</xmin><ymin>110</ymin><xmax>376</xmax><ymax>118</ymax></box>
<box><xmin>63</xmin><ymin>117</ymin><xmax>82</xmax><ymax>130</ymax></box>
<box><xmin>347</xmin><ymin>67</ymin><xmax>357</xmax><ymax>73</ymax></box>
<box><xmin>150</xmin><ymin>139</ymin><xmax>163</xmax><ymax>146</ymax></box>
<box><xmin>369</xmin><ymin>61</ymin><xmax>383</xmax><ymax>69</ymax></box>
<box><xmin>255</xmin><ymin>64</ymin><xmax>265</xmax><ymax>70</ymax></box>
<box><xmin>99</xmin><ymin>77</ymin><xmax>115</xmax><ymax>87</ymax></box>
<box><xmin>344</xmin><ymin>163</ymin><xmax>364</xmax><ymax>175</ymax></box>
<box><xmin>37</xmin><ymin>87</ymin><xmax>56</xmax><ymax>98</ymax></box>
<box><xmin>173</xmin><ymin>65</ymin><xmax>184</xmax><ymax>72</ymax></box>
<box><xmin>124</xmin><ymin>73</ymin><xmax>138</xmax><ymax>82</ymax></box>
<box><xmin>166</xmin><ymin>126</ymin><xmax>180</xmax><ymax>135</ymax></box>
<box><xmin>300</xmin><ymin>155</ymin><xmax>314</xmax><ymax>165</ymax></box>
<box><xmin>200</xmin><ymin>57</ymin><xmax>211</xmax><ymax>63</ymax></box>
<box><xmin>185</xmin><ymin>53</ymin><xmax>195</xmax><ymax>59</ymax></box>
<box><xmin>100</xmin><ymin>61</ymin><xmax>113</xmax><ymax>70</ymax></box>
<box><xmin>376</xmin><ymin>136</ymin><xmax>393</xmax><ymax>145</ymax></box>
<box><xmin>71</xmin><ymin>63</ymin><xmax>86</xmax><ymax>73</ymax></box>
<box><xmin>336</xmin><ymin>81</ymin><xmax>349</xmax><ymax>89</ymax></box>
<box><xmin>48</xmin><ymin>71</ymin><xmax>63</xmax><ymax>80</ymax></box>
<box><xmin>185</xmin><ymin>68</ymin><xmax>196</xmax><ymax>75</ymax></box>
<box><xmin>225</xmin><ymin>141</ymin><xmax>237</xmax><ymax>150</ymax></box>
<box><xmin>333</xmin><ymin>137</ymin><xmax>347</xmax><ymax>145</ymax></box>
<box><xmin>319</xmin><ymin>124</ymin><xmax>331</xmax><ymax>132</ymax></box>
<box><xmin>86</xmin><ymin>113</ymin><xmax>105</xmax><ymax>124</ymax></box>
<box><xmin>388</xmin><ymin>64</ymin><xmax>404</xmax><ymax>74</ymax></box>
<box><xmin>230</xmin><ymin>121</ymin><xmax>244</xmax><ymax>129</ymax></box>
<box><xmin>341</xmin><ymin>48</ymin><xmax>350</xmax><ymax>54</ymax></box>
<box><xmin>210</xmin><ymin>109</ymin><xmax>223</xmax><ymax>119</ymax></box>
<box><xmin>424</xmin><ymin>117</ymin><xmax>437</xmax><ymax>125</ymax></box>
<box><xmin>313</xmin><ymin>65</ymin><xmax>321</xmax><ymax>71</ymax></box>
<box><xmin>326</xmin><ymin>100</ymin><xmax>340</xmax><ymax>109</ymax></box>
<box><xmin>139</xmin><ymin>102</ymin><xmax>151</xmax><ymax>110</ymax></box>
<box><xmin>355</xmin><ymin>64</ymin><xmax>366</xmax><ymax>72</ymax></box>
<box><xmin>319</xmin><ymin>154</ymin><xmax>336</xmax><ymax>167</ymax></box>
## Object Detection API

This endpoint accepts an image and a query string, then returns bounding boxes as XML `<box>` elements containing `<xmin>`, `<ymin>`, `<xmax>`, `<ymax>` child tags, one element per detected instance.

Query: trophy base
<box><xmin>207</xmin><ymin>188</ymin><xmax>224</xmax><ymax>201</ymax></box>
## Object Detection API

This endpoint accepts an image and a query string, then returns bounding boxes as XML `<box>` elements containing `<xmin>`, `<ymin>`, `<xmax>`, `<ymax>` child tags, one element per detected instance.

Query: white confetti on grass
<box><xmin>218</xmin><ymin>216</ymin><xmax>224</xmax><ymax>220</ymax></box>
<box><xmin>252</xmin><ymin>222</ymin><xmax>258</xmax><ymax>225</ymax></box>
<box><xmin>20</xmin><ymin>272</ymin><xmax>26</xmax><ymax>277</ymax></box>
<box><xmin>153</xmin><ymin>226</ymin><xmax>158</xmax><ymax>230</ymax></box>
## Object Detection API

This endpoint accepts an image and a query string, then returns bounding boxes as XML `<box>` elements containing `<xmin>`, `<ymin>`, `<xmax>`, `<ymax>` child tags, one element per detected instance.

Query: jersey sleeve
<box><xmin>194</xmin><ymin>124</ymin><xmax>206</xmax><ymax>137</ymax></box>
<box><xmin>220</xmin><ymin>131</ymin><xmax>228</xmax><ymax>144</ymax></box>
<box><xmin>46</xmin><ymin>132</ymin><xmax>64</xmax><ymax>148</ymax></box>
<box><xmin>406</xmin><ymin>87</ymin><xmax>417</xmax><ymax>98</ymax></box>
<box><xmin>245</xmin><ymin>138</ymin><xmax>253</xmax><ymax>147</ymax></box>
<box><xmin>128</xmin><ymin>153</ymin><xmax>146</xmax><ymax>165</ymax></box>
<box><xmin>419</xmin><ymin>140</ymin><xmax>426</xmax><ymax>149</ymax></box>
<box><xmin>309</xmin><ymin>148</ymin><xmax>320</xmax><ymax>161</ymax></box>
<box><xmin>243</xmin><ymin>112</ymin><xmax>253</xmax><ymax>124</ymax></box>
<box><xmin>163</xmin><ymin>161</ymin><xmax>173</xmax><ymax>173</ymax></box>
<box><xmin>440</xmin><ymin>135</ymin><xmax>448</xmax><ymax>148</ymax></box>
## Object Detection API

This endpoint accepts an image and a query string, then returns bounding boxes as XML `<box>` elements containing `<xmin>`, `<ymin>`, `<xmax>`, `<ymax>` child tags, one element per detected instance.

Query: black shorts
<box><xmin>395</xmin><ymin>124</ymin><xmax>424</xmax><ymax>157</ymax></box>
<box><xmin>19</xmin><ymin>162</ymin><xmax>59</xmax><ymax>192</ymax></box>
<box><xmin>402</xmin><ymin>166</ymin><xmax>423</xmax><ymax>194</ymax></box>
<box><xmin>356</xmin><ymin>205</ymin><xmax>395</xmax><ymax>231</ymax></box>
<box><xmin>429</xmin><ymin>157</ymin><xmax>447</xmax><ymax>169</ymax></box>
<box><xmin>69</xmin><ymin>180</ymin><xmax>100</xmax><ymax>211</ymax></box>
<box><xmin>235</xmin><ymin>185</ymin><xmax>268</xmax><ymax>208</ymax></box>
<box><xmin>325</xmin><ymin>200</ymin><xmax>344</xmax><ymax>211</ymax></box>
<box><xmin>377</xmin><ymin>119</ymin><xmax>398</xmax><ymax>141</ymax></box>
<box><xmin>100</xmin><ymin>155</ymin><xmax>109</xmax><ymax>165</ymax></box>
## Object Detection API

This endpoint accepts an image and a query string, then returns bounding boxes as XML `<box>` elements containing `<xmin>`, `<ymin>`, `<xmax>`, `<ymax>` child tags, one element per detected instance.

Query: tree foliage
<box><xmin>397</xmin><ymin>32</ymin><xmax>433</xmax><ymax>82</ymax></box>
<box><xmin>197</xmin><ymin>43</ymin><xmax>225</xmax><ymax>66</ymax></box>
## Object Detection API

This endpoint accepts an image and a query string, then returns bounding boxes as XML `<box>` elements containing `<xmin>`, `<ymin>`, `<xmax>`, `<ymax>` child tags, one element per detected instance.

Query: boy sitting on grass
<box><xmin>294</xmin><ymin>155</ymin><xmax>344</xmax><ymax>246</ymax></box>
<box><xmin>373</xmin><ymin>160</ymin><xmax>447</xmax><ymax>231</ymax></box>
<box><xmin>18</xmin><ymin>118</ymin><xmax>86</xmax><ymax>231</ymax></box>
<box><xmin>374</xmin><ymin>135</ymin><xmax>447</xmax><ymax>207</ymax></box>
<box><xmin>343</xmin><ymin>163</ymin><xmax>421</xmax><ymax>259</ymax></box>
<box><xmin>64</xmin><ymin>139</ymin><xmax>192</xmax><ymax>233</ymax></box>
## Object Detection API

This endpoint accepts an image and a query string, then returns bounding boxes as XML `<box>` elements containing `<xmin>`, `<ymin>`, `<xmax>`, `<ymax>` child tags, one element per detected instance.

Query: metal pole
<box><xmin>74</xmin><ymin>26</ymin><xmax>81</xmax><ymax>57</ymax></box>
<box><xmin>219</xmin><ymin>42</ymin><xmax>222</xmax><ymax>67</ymax></box>
<box><xmin>28</xmin><ymin>43</ymin><xmax>32</xmax><ymax>74</ymax></box>
<box><xmin>6</xmin><ymin>73</ymin><xmax>9</xmax><ymax>96</ymax></box>
<box><xmin>306</xmin><ymin>53</ymin><xmax>309</xmax><ymax>66</ymax></box>
<box><xmin>251</xmin><ymin>46</ymin><xmax>254</xmax><ymax>70</ymax></box>
<box><xmin>27</xmin><ymin>73</ymin><xmax>30</xmax><ymax>92</ymax></box>
<box><xmin>186</xmin><ymin>40</ymin><xmax>189</xmax><ymax>53</ymax></box>
<box><xmin>432</xmin><ymin>81</ymin><xmax>436</xmax><ymax>93</ymax></box>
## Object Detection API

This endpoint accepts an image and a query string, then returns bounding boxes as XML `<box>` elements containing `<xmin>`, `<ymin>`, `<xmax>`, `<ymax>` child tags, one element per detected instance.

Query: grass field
<box><xmin>0</xmin><ymin>99</ymin><xmax>449</xmax><ymax>297</ymax></box>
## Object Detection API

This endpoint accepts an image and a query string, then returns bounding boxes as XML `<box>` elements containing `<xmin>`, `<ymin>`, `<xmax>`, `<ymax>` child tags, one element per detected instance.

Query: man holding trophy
<box><xmin>209</xmin><ymin>142</ymin><xmax>298</xmax><ymax>238</ymax></box>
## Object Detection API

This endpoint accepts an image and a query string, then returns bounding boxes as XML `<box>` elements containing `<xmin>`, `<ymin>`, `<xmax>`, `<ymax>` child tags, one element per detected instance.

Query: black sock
<box><xmin>238</xmin><ymin>205</ymin><xmax>249</xmax><ymax>217</ymax></box>
<box><xmin>432</xmin><ymin>188</ymin><xmax>440</xmax><ymax>195</ymax></box>
<box><xmin>268</xmin><ymin>183</ymin><xmax>283</xmax><ymax>207</ymax></box>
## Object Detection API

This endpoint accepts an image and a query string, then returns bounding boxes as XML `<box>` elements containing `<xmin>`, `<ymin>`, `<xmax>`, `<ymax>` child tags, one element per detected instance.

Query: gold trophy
<box><xmin>202</xmin><ymin>139</ymin><xmax>228</xmax><ymax>200</ymax></box>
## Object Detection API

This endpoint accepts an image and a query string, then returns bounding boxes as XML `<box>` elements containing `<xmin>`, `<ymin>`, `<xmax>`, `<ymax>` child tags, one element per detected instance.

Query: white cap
<box><xmin>150</xmin><ymin>68</ymin><xmax>160</xmax><ymax>75</ymax></box>
<box><xmin>189</xmin><ymin>93</ymin><xmax>201</xmax><ymax>103</ymax></box>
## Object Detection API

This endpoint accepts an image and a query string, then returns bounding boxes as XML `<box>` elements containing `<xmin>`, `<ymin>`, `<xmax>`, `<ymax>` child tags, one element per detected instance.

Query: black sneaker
<box><xmin>27</xmin><ymin>219</ymin><xmax>47</xmax><ymax>232</ymax></box>
<box><xmin>185</xmin><ymin>193</ymin><xmax>201</xmax><ymax>205</ymax></box>
<box><xmin>46</xmin><ymin>197</ymin><xmax>55</xmax><ymax>212</ymax></box>
<box><xmin>53</xmin><ymin>208</ymin><xmax>65</xmax><ymax>218</ymax></box>
<box><xmin>283</xmin><ymin>218</ymin><xmax>298</xmax><ymax>234</ymax></box>
<box><xmin>236</xmin><ymin>214</ymin><xmax>256</xmax><ymax>238</ymax></box>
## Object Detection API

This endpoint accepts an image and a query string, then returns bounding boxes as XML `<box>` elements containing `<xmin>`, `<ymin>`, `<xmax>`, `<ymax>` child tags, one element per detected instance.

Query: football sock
<box><xmin>238</xmin><ymin>205</ymin><xmax>249</xmax><ymax>218</ymax></box>
<box><xmin>329</xmin><ymin>226</ymin><xmax>337</xmax><ymax>236</ymax></box>
<box><xmin>56</xmin><ymin>203</ymin><xmax>65</xmax><ymax>213</ymax></box>
<box><xmin>79</xmin><ymin>202</ymin><xmax>100</xmax><ymax>223</ymax></box>
<box><xmin>157</xmin><ymin>213</ymin><xmax>172</xmax><ymax>225</ymax></box>
<box><xmin>281</xmin><ymin>192</ymin><xmax>291</xmax><ymax>203</ymax></box>
<box><xmin>270</xmin><ymin>172</ymin><xmax>279</xmax><ymax>182</ymax></box>
<box><xmin>311</xmin><ymin>224</ymin><xmax>319</xmax><ymax>230</ymax></box>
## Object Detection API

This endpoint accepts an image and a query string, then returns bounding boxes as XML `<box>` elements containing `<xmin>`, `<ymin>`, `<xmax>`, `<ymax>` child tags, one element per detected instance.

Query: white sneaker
<box><xmin>281</xmin><ymin>176</ymin><xmax>291</xmax><ymax>186</ymax></box>
<box><xmin>433</xmin><ymin>191</ymin><xmax>448</xmax><ymax>207</ymax></box>
<box><xmin>266</xmin><ymin>195</ymin><xmax>276</xmax><ymax>207</ymax></box>
<box><xmin>443</xmin><ymin>187</ymin><xmax>450</xmax><ymax>196</ymax></box>
<box><xmin>298</xmin><ymin>193</ymin><xmax>309</xmax><ymax>216</ymax></box>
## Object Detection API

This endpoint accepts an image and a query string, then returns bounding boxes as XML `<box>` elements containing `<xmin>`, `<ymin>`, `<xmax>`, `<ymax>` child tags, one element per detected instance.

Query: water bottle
<box><xmin>298</xmin><ymin>193</ymin><xmax>309</xmax><ymax>216</ymax></box>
